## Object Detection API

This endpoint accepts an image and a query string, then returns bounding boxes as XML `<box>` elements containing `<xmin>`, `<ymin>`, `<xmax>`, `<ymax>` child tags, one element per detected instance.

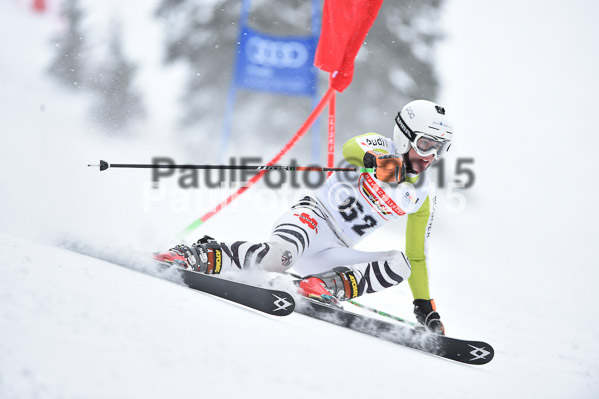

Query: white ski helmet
<box><xmin>394</xmin><ymin>99</ymin><xmax>453</xmax><ymax>158</ymax></box>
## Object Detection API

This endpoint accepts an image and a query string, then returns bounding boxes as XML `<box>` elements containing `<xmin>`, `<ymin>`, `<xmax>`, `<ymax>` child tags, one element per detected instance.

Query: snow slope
<box><xmin>0</xmin><ymin>231</ymin><xmax>593</xmax><ymax>399</ymax></box>
<box><xmin>1</xmin><ymin>1</ymin><xmax>598</xmax><ymax>398</ymax></box>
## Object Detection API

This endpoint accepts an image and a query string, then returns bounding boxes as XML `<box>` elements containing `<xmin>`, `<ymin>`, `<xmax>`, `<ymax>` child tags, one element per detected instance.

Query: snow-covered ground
<box><xmin>0</xmin><ymin>231</ymin><xmax>591</xmax><ymax>399</ymax></box>
<box><xmin>1</xmin><ymin>0</ymin><xmax>598</xmax><ymax>398</ymax></box>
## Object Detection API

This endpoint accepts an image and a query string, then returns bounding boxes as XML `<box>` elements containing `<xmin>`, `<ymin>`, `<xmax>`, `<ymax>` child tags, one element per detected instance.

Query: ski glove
<box><xmin>363</xmin><ymin>151</ymin><xmax>406</xmax><ymax>183</ymax></box>
<box><xmin>413</xmin><ymin>299</ymin><xmax>445</xmax><ymax>335</ymax></box>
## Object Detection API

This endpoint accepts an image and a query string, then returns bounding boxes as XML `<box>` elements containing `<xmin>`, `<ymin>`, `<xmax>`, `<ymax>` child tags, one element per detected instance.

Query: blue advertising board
<box><xmin>220</xmin><ymin>0</ymin><xmax>322</xmax><ymax>162</ymax></box>
<box><xmin>234</xmin><ymin>27</ymin><xmax>318</xmax><ymax>96</ymax></box>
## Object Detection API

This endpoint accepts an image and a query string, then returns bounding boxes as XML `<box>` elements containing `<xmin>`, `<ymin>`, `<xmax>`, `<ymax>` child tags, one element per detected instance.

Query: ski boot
<box><xmin>153</xmin><ymin>235</ymin><xmax>223</xmax><ymax>274</ymax></box>
<box><xmin>297</xmin><ymin>267</ymin><xmax>360</xmax><ymax>307</ymax></box>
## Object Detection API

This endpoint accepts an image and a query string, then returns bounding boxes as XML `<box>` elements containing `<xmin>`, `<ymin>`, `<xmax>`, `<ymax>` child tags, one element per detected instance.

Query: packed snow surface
<box><xmin>0</xmin><ymin>231</ymin><xmax>595</xmax><ymax>399</ymax></box>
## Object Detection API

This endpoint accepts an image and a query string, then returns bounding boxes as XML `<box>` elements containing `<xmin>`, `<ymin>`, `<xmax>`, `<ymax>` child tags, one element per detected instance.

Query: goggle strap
<box><xmin>395</xmin><ymin>112</ymin><xmax>417</xmax><ymax>142</ymax></box>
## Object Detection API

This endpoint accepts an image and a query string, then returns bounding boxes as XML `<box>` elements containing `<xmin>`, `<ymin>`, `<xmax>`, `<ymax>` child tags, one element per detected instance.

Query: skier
<box><xmin>154</xmin><ymin>99</ymin><xmax>452</xmax><ymax>334</ymax></box>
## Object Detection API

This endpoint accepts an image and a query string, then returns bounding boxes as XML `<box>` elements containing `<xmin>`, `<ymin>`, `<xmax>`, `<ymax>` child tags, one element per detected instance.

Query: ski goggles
<box><xmin>412</xmin><ymin>133</ymin><xmax>451</xmax><ymax>157</ymax></box>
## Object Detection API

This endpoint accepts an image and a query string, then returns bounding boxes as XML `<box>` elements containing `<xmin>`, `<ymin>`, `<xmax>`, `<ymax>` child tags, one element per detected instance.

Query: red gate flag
<box><xmin>314</xmin><ymin>0</ymin><xmax>383</xmax><ymax>92</ymax></box>
<box><xmin>32</xmin><ymin>0</ymin><xmax>47</xmax><ymax>13</ymax></box>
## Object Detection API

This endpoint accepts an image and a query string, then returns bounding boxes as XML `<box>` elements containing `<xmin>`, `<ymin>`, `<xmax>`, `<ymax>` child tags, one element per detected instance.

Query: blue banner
<box><xmin>234</xmin><ymin>27</ymin><xmax>318</xmax><ymax>96</ymax></box>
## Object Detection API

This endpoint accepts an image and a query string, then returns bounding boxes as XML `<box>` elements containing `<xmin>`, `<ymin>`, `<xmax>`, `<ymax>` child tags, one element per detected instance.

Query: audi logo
<box><xmin>246</xmin><ymin>36</ymin><xmax>309</xmax><ymax>69</ymax></box>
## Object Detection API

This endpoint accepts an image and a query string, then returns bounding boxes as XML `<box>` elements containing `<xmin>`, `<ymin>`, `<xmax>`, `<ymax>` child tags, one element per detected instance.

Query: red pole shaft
<box><xmin>192</xmin><ymin>87</ymin><xmax>336</xmax><ymax>227</ymax></box>
<box><xmin>327</xmin><ymin>74</ymin><xmax>336</xmax><ymax>177</ymax></box>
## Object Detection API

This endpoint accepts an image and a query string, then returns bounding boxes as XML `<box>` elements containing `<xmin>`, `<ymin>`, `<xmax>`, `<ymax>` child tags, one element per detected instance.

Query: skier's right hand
<box><xmin>413</xmin><ymin>299</ymin><xmax>445</xmax><ymax>335</ymax></box>
<box><xmin>363</xmin><ymin>151</ymin><xmax>405</xmax><ymax>183</ymax></box>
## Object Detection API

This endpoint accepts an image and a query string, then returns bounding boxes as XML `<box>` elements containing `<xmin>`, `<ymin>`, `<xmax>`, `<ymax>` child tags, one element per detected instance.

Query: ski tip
<box><xmin>468</xmin><ymin>343</ymin><xmax>494</xmax><ymax>365</ymax></box>
<box><xmin>270</xmin><ymin>292</ymin><xmax>296</xmax><ymax>316</ymax></box>
<box><xmin>450</xmin><ymin>341</ymin><xmax>495</xmax><ymax>365</ymax></box>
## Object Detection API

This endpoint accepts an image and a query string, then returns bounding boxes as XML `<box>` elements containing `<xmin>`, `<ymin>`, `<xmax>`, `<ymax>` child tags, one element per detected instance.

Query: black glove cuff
<box><xmin>413</xmin><ymin>299</ymin><xmax>440</xmax><ymax>324</ymax></box>
<box><xmin>413</xmin><ymin>299</ymin><xmax>435</xmax><ymax>314</ymax></box>
<box><xmin>363</xmin><ymin>151</ymin><xmax>376</xmax><ymax>168</ymax></box>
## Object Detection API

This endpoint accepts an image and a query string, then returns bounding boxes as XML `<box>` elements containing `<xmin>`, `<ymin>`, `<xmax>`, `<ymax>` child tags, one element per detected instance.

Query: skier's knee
<box><xmin>256</xmin><ymin>241</ymin><xmax>297</xmax><ymax>272</ymax></box>
<box><xmin>385</xmin><ymin>250</ymin><xmax>412</xmax><ymax>281</ymax></box>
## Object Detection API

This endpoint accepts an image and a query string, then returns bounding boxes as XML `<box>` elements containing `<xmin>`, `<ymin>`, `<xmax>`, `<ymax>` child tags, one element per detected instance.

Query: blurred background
<box><xmin>41</xmin><ymin>0</ymin><xmax>443</xmax><ymax>157</ymax></box>
<box><xmin>1</xmin><ymin>0</ymin><xmax>598</xmax><ymax>397</ymax></box>
<box><xmin>0</xmin><ymin>0</ymin><xmax>456</xmax><ymax>247</ymax></box>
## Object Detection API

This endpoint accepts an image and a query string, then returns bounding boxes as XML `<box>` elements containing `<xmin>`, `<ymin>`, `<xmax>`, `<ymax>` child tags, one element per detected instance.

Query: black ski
<box><xmin>174</xmin><ymin>267</ymin><xmax>295</xmax><ymax>316</ymax></box>
<box><xmin>296</xmin><ymin>299</ymin><xmax>494</xmax><ymax>365</ymax></box>
<box><xmin>58</xmin><ymin>240</ymin><xmax>295</xmax><ymax>316</ymax></box>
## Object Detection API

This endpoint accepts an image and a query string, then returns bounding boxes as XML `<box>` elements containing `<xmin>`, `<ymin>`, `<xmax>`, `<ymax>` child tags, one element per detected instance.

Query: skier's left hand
<box><xmin>413</xmin><ymin>299</ymin><xmax>445</xmax><ymax>335</ymax></box>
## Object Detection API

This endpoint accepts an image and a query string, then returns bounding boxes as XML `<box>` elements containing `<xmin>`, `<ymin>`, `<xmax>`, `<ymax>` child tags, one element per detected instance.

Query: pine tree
<box><xmin>89</xmin><ymin>21</ymin><xmax>145</xmax><ymax>135</ymax></box>
<box><xmin>47</xmin><ymin>0</ymin><xmax>86</xmax><ymax>89</ymax></box>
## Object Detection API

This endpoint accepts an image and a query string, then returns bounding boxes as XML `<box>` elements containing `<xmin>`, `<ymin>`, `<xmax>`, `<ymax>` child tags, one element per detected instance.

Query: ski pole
<box><xmin>285</xmin><ymin>271</ymin><xmax>417</xmax><ymax>327</ymax></box>
<box><xmin>88</xmin><ymin>159</ymin><xmax>373</xmax><ymax>173</ymax></box>
<box><xmin>347</xmin><ymin>299</ymin><xmax>417</xmax><ymax>327</ymax></box>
